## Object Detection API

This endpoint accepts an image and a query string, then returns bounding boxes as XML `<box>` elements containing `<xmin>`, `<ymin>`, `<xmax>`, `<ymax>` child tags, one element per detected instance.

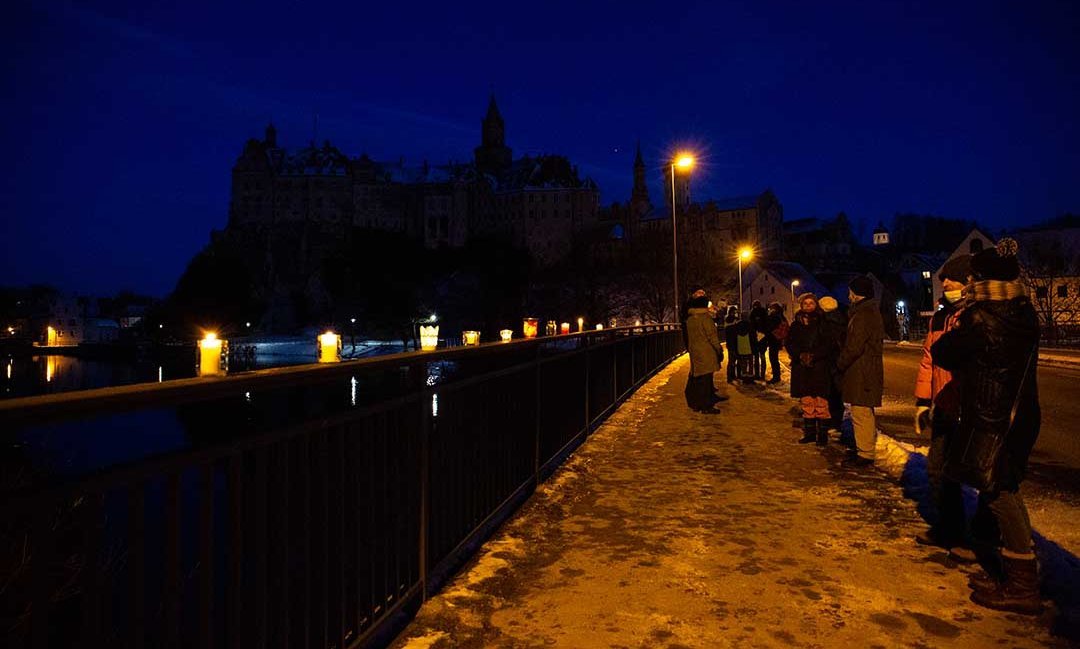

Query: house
<box><xmin>743</xmin><ymin>262</ymin><xmax>830</xmax><ymax>316</ymax></box>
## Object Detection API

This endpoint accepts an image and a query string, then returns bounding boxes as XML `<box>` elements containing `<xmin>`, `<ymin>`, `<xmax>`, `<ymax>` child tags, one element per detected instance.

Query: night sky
<box><xmin>3</xmin><ymin>0</ymin><xmax>1078</xmax><ymax>297</ymax></box>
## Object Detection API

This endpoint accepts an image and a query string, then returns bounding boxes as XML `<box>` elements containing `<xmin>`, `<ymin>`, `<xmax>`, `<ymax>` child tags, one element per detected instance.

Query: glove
<box><xmin>914</xmin><ymin>405</ymin><xmax>931</xmax><ymax>436</ymax></box>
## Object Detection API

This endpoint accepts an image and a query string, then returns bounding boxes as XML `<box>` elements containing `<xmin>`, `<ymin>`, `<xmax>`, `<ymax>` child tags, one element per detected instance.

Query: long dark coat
<box><xmin>836</xmin><ymin>298</ymin><xmax>884</xmax><ymax>407</ymax></box>
<box><xmin>930</xmin><ymin>296</ymin><xmax>1040</xmax><ymax>490</ymax></box>
<box><xmin>785</xmin><ymin>310</ymin><xmax>831</xmax><ymax>398</ymax></box>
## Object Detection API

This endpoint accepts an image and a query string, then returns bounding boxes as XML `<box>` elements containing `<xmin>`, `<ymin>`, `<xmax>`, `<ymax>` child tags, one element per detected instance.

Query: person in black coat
<box><xmin>723</xmin><ymin>306</ymin><xmax>740</xmax><ymax>383</ymax></box>
<box><xmin>749</xmin><ymin>300</ymin><xmax>768</xmax><ymax>379</ymax></box>
<box><xmin>930</xmin><ymin>238</ymin><xmax>1043</xmax><ymax>615</ymax></box>
<box><xmin>818</xmin><ymin>296</ymin><xmax>848</xmax><ymax>435</ymax></box>
<box><xmin>763</xmin><ymin>303</ymin><xmax>787</xmax><ymax>384</ymax></box>
<box><xmin>785</xmin><ymin>293</ymin><xmax>832</xmax><ymax>445</ymax></box>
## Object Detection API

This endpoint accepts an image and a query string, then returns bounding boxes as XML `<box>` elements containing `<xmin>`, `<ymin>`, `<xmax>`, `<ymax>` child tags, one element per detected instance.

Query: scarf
<box><xmin>964</xmin><ymin>279</ymin><xmax>1027</xmax><ymax>304</ymax></box>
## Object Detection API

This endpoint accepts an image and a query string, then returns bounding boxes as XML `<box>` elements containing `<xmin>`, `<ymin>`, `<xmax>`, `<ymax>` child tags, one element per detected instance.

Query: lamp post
<box><xmin>737</xmin><ymin>247</ymin><xmax>753</xmax><ymax>313</ymax></box>
<box><xmin>790</xmin><ymin>279</ymin><xmax>800</xmax><ymax>315</ymax></box>
<box><xmin>671</xmin><ymin>154</ymin><xmax>695</xmax><ymax>321</ymax></box>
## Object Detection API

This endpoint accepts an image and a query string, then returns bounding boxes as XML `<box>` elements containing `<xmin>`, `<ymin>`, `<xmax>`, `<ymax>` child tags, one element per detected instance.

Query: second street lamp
<box><xmin>671</xmin><ymin>154</ymin><xmax>694</xmax><ymax>320</ymax></box>
<box><xmin>737</xmin><ymin>247</ymin><xmax>753</xmax><ymax>314</ymax></box>
<box><xmin>790</xmin><ymin>279</ymin><xmax>800</xmax><ymax>315</ymax></box>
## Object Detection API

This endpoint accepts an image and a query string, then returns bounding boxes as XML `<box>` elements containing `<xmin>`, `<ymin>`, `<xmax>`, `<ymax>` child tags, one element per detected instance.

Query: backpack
<box><xmin>772</xmin><ymin>319</ymin><xmax>790</xmax><ymax>341</ymax></box>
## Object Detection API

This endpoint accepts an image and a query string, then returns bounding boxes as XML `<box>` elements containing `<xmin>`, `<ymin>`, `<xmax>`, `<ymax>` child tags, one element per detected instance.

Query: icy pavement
<box><xmin>392</xmin><ymin>355</ymin><xmax>1076</xmax><ymax>648</ymax></box>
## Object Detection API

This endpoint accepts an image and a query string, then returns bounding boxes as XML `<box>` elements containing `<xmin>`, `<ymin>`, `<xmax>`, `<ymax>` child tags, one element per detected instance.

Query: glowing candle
<box><xmin>198</xmin><ymin>333</ymin><xmax>225</xmax><ymax>377</ymax></box>
<box><xmin>419</xmin><ymin>325</ymin><xmax>439</xmax><ymax>350</ymax></box>
<box><xmin>499</xmin><ymin>329</ymin><xmax>513</xmax><ymax>342</ymax></box>
<box><xmin>560</xmin><ymin>322</ymin><xmax>570</xmax><ymax>335</ymax></box>
<box><xmin>545</xmin><ymin>321</ymin><xmax>556</xmax><ymax>336</ymax></box>
<box><xmin>577</xmin><ymin>317</ymin><xmax>584</xmax><ymax>332</ymax></box>
<box><xmin>462</xmin><ymin>330</ymin><xmax>480</xmax><ymax>346</ymax></box>
<box><xmin>595</xmin><ymin>324</ymin><xmax>603</xmax><ymax>330</ymax></box>
<box><xmin>523</xmin><ymin>318</ymin><xmax>538</xmax><ymax>339</ymax></box>
<box><xmin>318</xmin><ymin>331</ymin><xmax>341</xmax><ymax>363</ymax></box>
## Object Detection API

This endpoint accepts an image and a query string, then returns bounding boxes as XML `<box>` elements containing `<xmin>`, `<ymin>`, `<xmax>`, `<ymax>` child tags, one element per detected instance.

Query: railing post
<box><xmin>419</xmin><ymin>386</ymin><xmax>431</xmax><ymax>600</ymax></box>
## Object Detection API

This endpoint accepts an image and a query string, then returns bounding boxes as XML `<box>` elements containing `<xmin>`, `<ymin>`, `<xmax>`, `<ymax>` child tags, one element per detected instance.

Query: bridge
<box><xmin>1</xmin><ymin>326</ymin><xmax>1075</xmax><ymax>647</ymax></box>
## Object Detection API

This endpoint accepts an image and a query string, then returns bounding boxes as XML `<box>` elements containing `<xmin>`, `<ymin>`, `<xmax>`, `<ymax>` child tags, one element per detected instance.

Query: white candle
<box><xmin>199</xmin><ymin>333</ymin><xmax>224</xmax><ymax>376</ymax></box>
<box><xmin>318</xmin><ymin>331</ymin><xmax>341</xmax><ymax>363</ymax></box>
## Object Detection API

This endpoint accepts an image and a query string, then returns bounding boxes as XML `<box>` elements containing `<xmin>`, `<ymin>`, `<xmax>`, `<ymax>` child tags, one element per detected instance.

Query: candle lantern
<box><xmin>523</xmin><ymin>317</ymin><xmax>539</xmax><ymax>339</ymax></box>
<box><xmin>545</xmin><ymin>321</ymin><xmax>556</xmax><ymax>336</ymax></box>
<box><xmin>595</xmin><ymin>323</ymin><xmax>604</xmax><ymax>330</ymax></box>
<box><xmin>198</xmin><ymin>332</ymin><xmax>227</xmax><ymax>377</ymax></box>
<box><xmin>419</xmin><ymin>325</ymin><xmax>440</xmax><ymax>351</ymax></box>
<box><xmin>577</xmin><ymin>317</ymin><xmax>584</xmax><ymax>332</ymax></box>
<box><xmin>499</xmin><ymin>329</ymin><xmax>513</xmax><ymax>342</ymax></box>
<box><xmin>560</xmin><ymin>322</ymin><xmax>570</xmax><ymax>335</ymax></box>
<box><xmin>462</xmin><ymin>330</ymin><xmax>480</xmax><ymax>346</ymax></box>
<box><xmin>318</xmin><ymin>331</ymin><xmax>341</xmax><ymax>363</ymax></box>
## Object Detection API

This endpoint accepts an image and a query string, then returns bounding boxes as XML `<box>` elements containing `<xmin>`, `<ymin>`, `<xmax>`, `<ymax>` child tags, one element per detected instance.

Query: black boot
<box><xmin>799</xmin><ymin>418</ymin><xmax>816</xmax><ymax>443</ymax></box>
<box><xmin>970</xmin><ymin>555</ymin><xmax>1043</xmax><ymax>615</ymax></box>
<box><xmin>816</xmin><ymin>419</ymin><xmax>828</xmax><ymax>446</ymax></box>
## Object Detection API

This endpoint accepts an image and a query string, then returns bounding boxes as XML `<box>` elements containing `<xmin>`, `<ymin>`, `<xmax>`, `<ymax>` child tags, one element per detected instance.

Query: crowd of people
<box><xmin>681</xmin><ymin>238</ymin><xmax>1044</xmax><ymax>615</ymax></box>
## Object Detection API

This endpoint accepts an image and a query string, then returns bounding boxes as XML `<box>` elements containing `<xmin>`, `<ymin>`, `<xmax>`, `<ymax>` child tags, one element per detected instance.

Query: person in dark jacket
<box><xmin>763</xmin><ymin>302</ymin><xmax>787</xmax><ymax>384</ymax></box>
<box><xmin>836</xmin><ymin>275</ymin><xmax>884</xmax><ymax>467</ymax></box>
<box><xmin>913</xmin><ymin>254</ymin><xmax>972</xmax><ymax>558</ymax></box>
<box><xmin>749</xmin><ymin>300</ymin><xmax>768</xmax><ymax>379</ymax></box>
<box><xmin>818</xmin><ymin>296</ymin><xmax>847</xmax><ymax>437</ymax></box>
<box><xmin>785</xmin><ymin>293</ymin><xmax>832</xmax><ymax>444</ymax></box>
<box><xmin>723</xmin><ymin>306</ymin><xmax>740</xmax><ymax>383</ymax></box>
<box><xmin>930</xmin><ymin>239</ymin><xmax>1043</xmax><ymax>615</ymax></box>
<box><xmin>684</xmin><ymin>294</ymin><xmax>725</xmax><ymax>413</ymax></box>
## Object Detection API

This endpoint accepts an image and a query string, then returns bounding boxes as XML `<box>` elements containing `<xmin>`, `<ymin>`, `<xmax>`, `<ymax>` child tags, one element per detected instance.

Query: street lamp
<box><xmin>737</xmin><ymin>247</ymin><xmax>753</xmax><ymax>313</ymax></box>
<box><xmin>790</xmin><ymin>279</ymin><xmax>800</xmax><ymax>315</ymax></box>
<box><xmin>671</xmin><ymin>153</ymin><xmax>695</xmax><ymax>321</ymax></box>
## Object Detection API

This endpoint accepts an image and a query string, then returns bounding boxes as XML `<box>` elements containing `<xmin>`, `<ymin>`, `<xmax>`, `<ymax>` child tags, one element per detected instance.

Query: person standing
<box><xmin>913</xmin><ymin>255</ymin><xmax>972</xmax><ymax>557</ymax></box>
<box><xmin>723</xmin><ymin>306</ymin><xmax>740</xmax><ymax>384</ymax></box>
<box><xmin>764</xmin><ymin>303</ymin><xmax>788</xmax><ymax>384</ymax></box>
<box><xmin>930</xmin><ymin>239</ymin><xmax>1043</xmax><ymax>614</ymax></box>
<box><xmin>786</xmin><ymin>293</ymin><xmax>832</xmax><ymax>444</ymax></box>
<box><xmin>836</xmin><ymin>275</ymin><xmax>884</xmax><ymax>467</ymax></box>
<box><xmin>818</xmin><ymin>296</ymin><xmax>848</xmax><ymax>439</ymax></box>
<box><xmin>684</xmin><ymin>294</ymin><xmax>725</xmax><ymax>413</ymax></box>
<box><xmin>749</xmin><ymin>300</ymin><xmax>768</xmax><ymax>379</ymax></box>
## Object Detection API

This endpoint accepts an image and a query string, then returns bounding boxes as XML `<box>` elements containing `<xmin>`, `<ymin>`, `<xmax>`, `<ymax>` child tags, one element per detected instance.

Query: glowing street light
<box><xmin>737</xmin><ymin>247</ymin><xmax>754</xmax><ymax>313</ymax></box>
<box><xmin>671</xmin><ymin>152</ymin><xmax>695</xmax><ymax>320</ymax></box>
<box><xmin>790</xmin><ymin>279</ymin><xmax>800</xmax><ymax>315</ymax></box>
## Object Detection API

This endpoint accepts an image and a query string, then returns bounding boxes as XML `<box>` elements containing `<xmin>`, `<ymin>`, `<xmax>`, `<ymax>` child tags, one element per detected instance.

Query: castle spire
<box><xmin>630</xmin><ymin>140</ymin><xmax>650</xmax><ymax>217</ymax></box>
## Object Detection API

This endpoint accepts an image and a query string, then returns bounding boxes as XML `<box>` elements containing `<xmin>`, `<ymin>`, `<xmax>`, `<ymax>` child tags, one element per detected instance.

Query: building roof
<box><xmin>744</xmin><ymin>262</ymin><xmax>831</xmax><ymax>298</ymax></box>
<box><xmin>706</xmin><ymin>194</ymin><xmax>761</xmax><ymax>211</ymax></box>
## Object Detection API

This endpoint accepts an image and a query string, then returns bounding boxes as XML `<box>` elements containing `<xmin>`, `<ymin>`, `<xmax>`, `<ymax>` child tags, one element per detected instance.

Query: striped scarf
<box><xmin>964</xmin><ymin>279</ymin><xmax>1028</xmax><ymax>303</ymax></box>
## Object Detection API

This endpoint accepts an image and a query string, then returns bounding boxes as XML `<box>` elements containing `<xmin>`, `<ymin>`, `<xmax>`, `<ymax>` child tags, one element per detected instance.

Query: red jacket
<box><xmin>915</xmin><ymin>305</ymin><xmax>963</xmax><ymax>413</ymax></box>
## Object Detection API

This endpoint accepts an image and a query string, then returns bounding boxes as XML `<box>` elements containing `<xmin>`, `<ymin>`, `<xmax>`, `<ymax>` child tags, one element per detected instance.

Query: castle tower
<box><xmin>873</xmin><ymin>222</ymin><xmax>890</xmax><ymax>246</ymax></box>
<box><xmin>630</xmin><ymin>141</ymin><xmax>651</xmax><ymax>218</ymax></box>
<box><xmin>474</xmin><ymin>95</ymin><xmax>513</xmax><ymax>175</ymax></box>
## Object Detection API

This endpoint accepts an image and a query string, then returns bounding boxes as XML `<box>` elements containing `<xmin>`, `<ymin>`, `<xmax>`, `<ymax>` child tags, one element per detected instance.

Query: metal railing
<box><xmin>0</xmin><ymin>324</ymin><xmax>684</xmax><ymax>648</ymax></box>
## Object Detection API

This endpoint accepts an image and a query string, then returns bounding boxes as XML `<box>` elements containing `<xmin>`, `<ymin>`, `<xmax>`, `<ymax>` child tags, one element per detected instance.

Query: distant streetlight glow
<box><xmin>791</xmin><ymin>279</ymin><xmax>800</xmax><ymax>314</ymax></box>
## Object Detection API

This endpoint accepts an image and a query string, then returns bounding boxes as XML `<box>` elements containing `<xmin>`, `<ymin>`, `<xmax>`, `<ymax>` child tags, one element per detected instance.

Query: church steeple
<box><xmin>630</xmin><ymin>140</ymin><xmax>651</xmax><ymax>218</ymax></box>
<box><xmin>474</xmin><ymin>94</ymin><xmax>513</xmax><ymax>175</ymax></box>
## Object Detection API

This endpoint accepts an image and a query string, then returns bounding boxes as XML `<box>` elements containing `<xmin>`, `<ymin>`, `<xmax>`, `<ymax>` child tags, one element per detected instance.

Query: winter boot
<box><xmin>799</xmin><ymin>418</ymin><xmax>816</xmax><ymax>444</ymax></box>
<box><xmin>816</xmin><ymin>419</ymin><xmax>828</xmax><ymax>446</ymax></box>
<box><xmin>970</xmin><ymin>554</ymin><xmax>1043</xmax><ymax>615</ymax></box>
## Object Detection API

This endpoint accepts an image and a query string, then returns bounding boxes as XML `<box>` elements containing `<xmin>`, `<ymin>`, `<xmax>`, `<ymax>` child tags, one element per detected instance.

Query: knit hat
<box><xmin>796</xmin><ymin>292</ymin><xmax>818</xmax><ymax>306</ymax></box>
<box><xmin>849</xmin><ymin>275</ymin><xmax>874</xmax><ymax>299</ymax></box>
<box><xmin>819</xmin><ymin>296</ymin><xmax>839</xmax><ymax>312</ymax></box>
<box><xmin>938</xmin><ymin>254</ymin><xmax>973</xmax><ymax>283</ymax></box>
<box><xmin>971</xmin><ymin>238</ymin><xmax>1021</xmax><ymax>281</ymax></box>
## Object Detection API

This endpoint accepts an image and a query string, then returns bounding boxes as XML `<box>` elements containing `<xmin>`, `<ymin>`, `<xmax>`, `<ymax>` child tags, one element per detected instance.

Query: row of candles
<box><xmin>196</xmin><ymin>317</ymin><xmax>640</xmax><ymax>377</ymax></box>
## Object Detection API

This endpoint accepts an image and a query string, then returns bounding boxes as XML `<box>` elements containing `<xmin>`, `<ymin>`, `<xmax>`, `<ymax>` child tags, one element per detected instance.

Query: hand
<box><xmin>914</xmin><ymin>405</ymin><xmax>931</xmax><ymax>436</ymax></box>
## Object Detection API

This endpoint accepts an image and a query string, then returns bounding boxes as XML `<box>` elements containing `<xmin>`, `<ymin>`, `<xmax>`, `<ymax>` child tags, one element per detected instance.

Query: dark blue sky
<box><xmin>3</xmin><ymin>0</ymin><xmax>1078</xmax><ymax>296</ymax></box>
